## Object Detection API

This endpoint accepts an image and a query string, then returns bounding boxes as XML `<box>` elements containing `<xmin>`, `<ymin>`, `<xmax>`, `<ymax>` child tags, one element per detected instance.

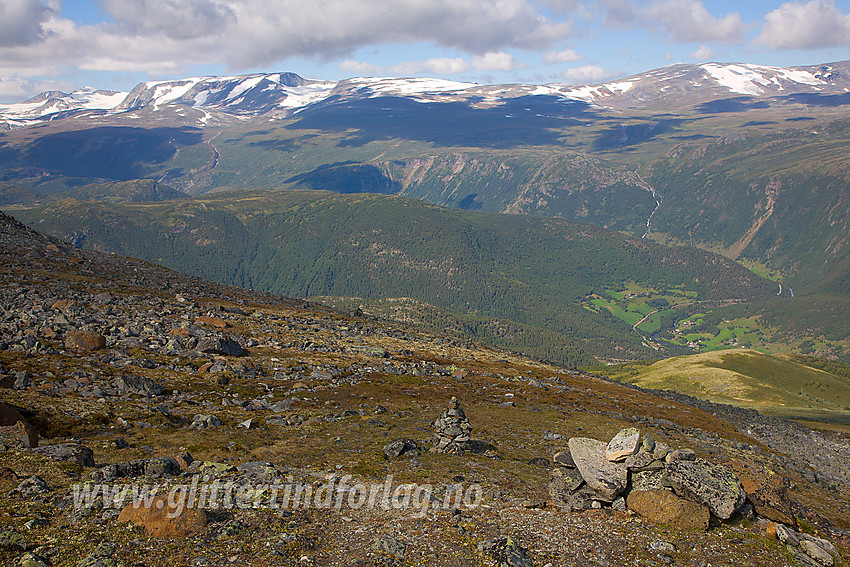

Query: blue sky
<box><xmin>1</xmin><ymin>0</ymin><xmax>849</xmax><ymax>101</ymax></box>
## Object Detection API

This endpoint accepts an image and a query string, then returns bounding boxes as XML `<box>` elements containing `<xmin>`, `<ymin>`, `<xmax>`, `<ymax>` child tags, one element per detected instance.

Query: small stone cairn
<box><xmin>433</xmin><ymin>397</ymin><xmax>472</xmax><ymax>454</ymax></box>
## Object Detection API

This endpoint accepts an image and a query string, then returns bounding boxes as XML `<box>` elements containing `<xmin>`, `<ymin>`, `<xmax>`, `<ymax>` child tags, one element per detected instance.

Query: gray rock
<box><xmin>13</xmin><ymin>371</ymin><xmax>30</xmax><ymax>390</ymax></box>
<box><xmin>478</xmin><ymin>536</ymin><xmax>533</xmax><ymax>567</ymax></box>
<box><xmin>90</xmin><ymin>457</ymin><xmax>180</xmax><ymax>482</ymax></box>
<box><xmin>32</xmin><ymin>443</ymin><xmax>96</xmax><ymax>467</ymax></box>
<box><xmin>114</xmin><ymin>374</ymin><xmax>163</xmax><ymax>397</ymax></box>
<box><xmin>551</xmin><ymin>467</ymin><xmax>585</xmax><ymax>492</ymax></box>
<box><xmin>776</xmin><ymin>523</ymin><xmax>800</xmax><ymax>546</ymax></box>
<box><xmin>372</xmin><ymin>535</ymin><xmax>406</xmax><ymax>559</ymax></box>
<box><xmin>383</xmin><ymin>439</ymin><xmax>420</xmax><ymax>460</ymax></box>
<box><xmin>11</xmin><ymin>475</ymin><xmax>49</xmax><ymax>498</ymax></box>
<box><xmin>800</xmin><ymin>534</ymin><xmax>839</xmax><ymax>559</ymax></box>
<box><xmin>549</xmin><ymin>480</ymin><xmax>598</xmax><ymax>512</ymax></box>
<box><xmin>800</xmin><ymin>539</ymin><xmax>835</xmax><ymax>566</ymax></box>
<box><xmin>666</xmin><ymin>448</ymin><xmax>696</xmax><ymax>463</ymax></box>
<box><xmin>664</xmin><ymin>457</ymin><xmax>746</xmax><ymax>519</ymax></box>
<box><xmin>198</xmin><ymin>335</ymin><xmax>243</xmax><ymax>357</ymax></box>
<box><xmin>631</xmin><ymin>470</ymin><xmax>667</xmax><ymax>492</ymax></box>
<box><xmin>606</xmin><ymin>427</ymin><xmax>641</xmax><ymax>462</ymax></box>
<box><xmin>568</xmin><ymin>437</ymin><xmax>628</xmax><ymax>501</ymax></box>
<box><xmin>553</xmin><ymin>450</ymin><xmax>575</xmax><ymax>468</ymax></box>
<box><xmin>190</xmin><ymin>414</ymin><xmax>222</xmax><ymax>429</ymax></box>
<box><xmin>624</xmin><ymin>449</ymin><xmax>657</xmax><ymax>471</ymax></box>
<box><xmin>236</xmin><ymin>461</ymin><xmax>280</xmax><ymax>483</ymax></box>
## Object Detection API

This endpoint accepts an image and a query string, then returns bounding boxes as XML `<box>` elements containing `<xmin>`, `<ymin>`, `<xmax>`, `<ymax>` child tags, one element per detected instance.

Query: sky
<box><xmin>1</xmin><ymin>0</ymin><xmax>849</xmax><ymax>102</ymax></box>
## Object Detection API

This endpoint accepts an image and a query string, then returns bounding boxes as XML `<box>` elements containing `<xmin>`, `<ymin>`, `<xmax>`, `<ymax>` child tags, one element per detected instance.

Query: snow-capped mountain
<box><xmin>0</xmin><ymin>88</ymin><xmax>127</xmax><ymax>126</ymax></box>
<box><xmin>556</xmin><ymin>62</ymin><xmax>848</xmax><ymax>108</ymax></box>
<box><xmin>1</xmin><ymin>60</ymin><xmax>848</xmax><ymax>128</ymax></box>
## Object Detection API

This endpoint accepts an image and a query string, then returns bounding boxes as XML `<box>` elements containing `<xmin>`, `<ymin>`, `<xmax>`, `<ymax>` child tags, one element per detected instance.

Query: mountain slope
<box><xmin>14</xmin><ymin>189</ymin><xmax>777</xmax><ymax>366</ymax></box>
<box><xmin>601</xmin><ymin>349</ymin><xmax>850</xmax><ymax>414</ymax></box>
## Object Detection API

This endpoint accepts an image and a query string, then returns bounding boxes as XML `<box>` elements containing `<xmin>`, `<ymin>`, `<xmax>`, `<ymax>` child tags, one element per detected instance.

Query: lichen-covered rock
<box><xmin>478</xmin><ymin>536</ymin><xmax>533</xmax><ymax>567</ymax></box>
<box><xmin>664</xmin><ymin>457</ymin><xmax>746</xmax><ymax>519</ymax></box>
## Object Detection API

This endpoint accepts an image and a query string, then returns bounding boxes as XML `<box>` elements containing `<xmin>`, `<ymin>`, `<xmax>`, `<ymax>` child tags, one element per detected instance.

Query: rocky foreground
<box><xmin>0</xmin><ymin>210</ymin><xmax>848</xmax><ymax>567</ymax></box>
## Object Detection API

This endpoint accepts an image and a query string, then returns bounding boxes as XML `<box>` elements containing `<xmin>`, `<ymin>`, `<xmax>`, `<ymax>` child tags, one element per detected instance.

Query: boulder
<box><xmin>65</xmin><ymin>330</ymin><xmax>106</xmax><ymax>351</ymax></box>
<box><xmin>800</xmin><ymin>539</ymin><xmax>835</xmax><ymax>566</ymax></box>
<box><xmin>478</xmin><ymin>536</ymin><xmax>533</xmax><ymax>567</ymax></box>
<box><xmin>568</xmin><ymin>437</ymin><xmax>628</xmax><ymax>501</ymax></box>
<box><xmin>0</xmin><ymin>403</ymin><xmax>38</xmax><ymax>448</ymax></box>
<box><xmin>32</xmin><ymin>443</ymin><xmax>96</xmax><ymax>467</ymax></box>
<box><xmin>90</xmin><ymin>457</ymin><xmax>180</xmax><ymax>482</ymax></box>
<box><xmin>114</xmin><ymin>375</ymin><xmax>164</xmax><ymax>397</ymax></box>
<box><xmin>382</xmin><ymin>439</ymin><xmax>420</xmax><ymax>460</ymax></box>
<box><xmin>236</xmin><ymin>461</ymin><xmax>280</xmax><ymax>483</ymax></box>
<box><xmin>197</xmin><ymin>335</ymin><xmax>243</xmax><ymax>357</ymax></box>
<box><xmin>11</xmin><ymin>475</ymin><xmax>49</xmax><ymax>498</ymax></box>
<box><xmin>627</xmin><ymin>489</ymin><xmax>710</xmax><ymax>531</ymax></box>
<box><xmin>118</xmin><ymin>495</ymin><xmax>208</xmax><ymax>538</ymax></box>
<box><xmin>664</xmin><ymin>457</ymin><xmax>746</xmax><ymax>520</ymax></box>
<box><xmin>606</xmin><ymin>427</ymin><xmax>641</xmax><ymax>462</ymax></box>
<box><xmin>190</xmin><ymin>414</ymin><xmax>222</xmax><ymax>429</ymax></box>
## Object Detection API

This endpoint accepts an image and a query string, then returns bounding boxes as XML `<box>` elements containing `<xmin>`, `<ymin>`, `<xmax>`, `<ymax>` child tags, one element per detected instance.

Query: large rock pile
<box><xmin>549</xmin><ymin>428</ymin><xmax>745</xmax><ymax>527</ymax></box>
<box><xmin>548</xmin><ymin>428</ymin><xmax>843</xmax><ymax>565</ymax></box>
<box><xmin>433</xmin><ymin>397</ymin><xmax>472</xmax><ymax>454</ymax></box>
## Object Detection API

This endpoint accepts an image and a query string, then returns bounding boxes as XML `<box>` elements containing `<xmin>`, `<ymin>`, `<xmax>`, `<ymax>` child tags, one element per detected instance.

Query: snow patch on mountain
<box><xmin>701</xmin><ymin>63</ymin><xmax>827</xmax><ymax>95</ymax></box>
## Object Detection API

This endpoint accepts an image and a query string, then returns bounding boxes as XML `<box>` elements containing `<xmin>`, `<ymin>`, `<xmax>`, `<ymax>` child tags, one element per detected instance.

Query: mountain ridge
<box><xmin>2</xmin><ymin>59</ymin><xmax>848</xmax><ymax>127</ymax></box>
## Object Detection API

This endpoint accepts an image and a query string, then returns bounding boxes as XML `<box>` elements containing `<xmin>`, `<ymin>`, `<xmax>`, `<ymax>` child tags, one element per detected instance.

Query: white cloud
<box><xmin>99</xmin><ymin>0</ymin><xmax>236</xmax><ymax>40</ymax></box>
<box><xmin>0</xmin><ymin>0</ymin><xmax>572</xmax><ymax>96</ymax></box>
<box><xmin>649</xmin><ymin>0</ymin><xmax>745</xmax><ymax>43</ymax></box>
<box><xmin>601</xmin><ymin>0</ymin><xmax>745</xmax><ymax>43</ymax></box>
<box><xmin>342</xmin><ymin>52</ymin><xmax>522</xmax><ymax>77</ymax></box>
<box><xmin>688</xmin><ymin>44</ymin><xmax>715</xmax><ymax>60</ymax></box>
<box><xmin>472</xmin><ymin>52</ymin><xmax>523</xmax><ymax>71</ymax></box>
<box><xmin>0</xmin><ymin>76</ymin><xmax>74</xmax><ymax>100</ymax></box>
<box><xmin>421</xmin><ymin>57</ymin><xmax>469</xmax><ymax>74</ymax></box>
<box><xmin>756</xmin><ymin>0</ymin><xmax>850</xmax><ymax>49</ymax></box>
<box><xmin>339</xmin><ymin>60</ymin><xmax>384</xmax><ymax>76</ymax></box>
<box><xmin>0</xmin><ymin>0</ymin><xmax>55</xmax><ymax>47</ymax></box>
<box><xmin>561</xmin><ymin>64</ymin><xmax>611</xmax><ymax>83</ymax></box>
<box><xmin>544</xmin><ymin>49</ymin><xmax>582</xmax><ymax>63</ymax></box>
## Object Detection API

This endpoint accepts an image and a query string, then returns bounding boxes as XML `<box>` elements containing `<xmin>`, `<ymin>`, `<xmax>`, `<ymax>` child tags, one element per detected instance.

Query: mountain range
<box><xmin>1</xmin><ymin>60</ymin><xmax>849</xmax><ymax>366</ymax></box>
<box><xmin>2</xmin><ymin>61</ymin><xmax>848</xmax><ymax>126</ymax></box>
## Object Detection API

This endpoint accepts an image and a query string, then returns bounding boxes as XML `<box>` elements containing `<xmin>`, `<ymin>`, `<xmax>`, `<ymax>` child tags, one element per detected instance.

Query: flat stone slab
<box><xmin>568</xmin><ymin>437</ymin><xmax>627</xmax><ymax>501</ymax></box>
<box><xmin>606</xmin><ymin>427</ymin><xmax>641</xmax><ymax>462</ymax></box>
